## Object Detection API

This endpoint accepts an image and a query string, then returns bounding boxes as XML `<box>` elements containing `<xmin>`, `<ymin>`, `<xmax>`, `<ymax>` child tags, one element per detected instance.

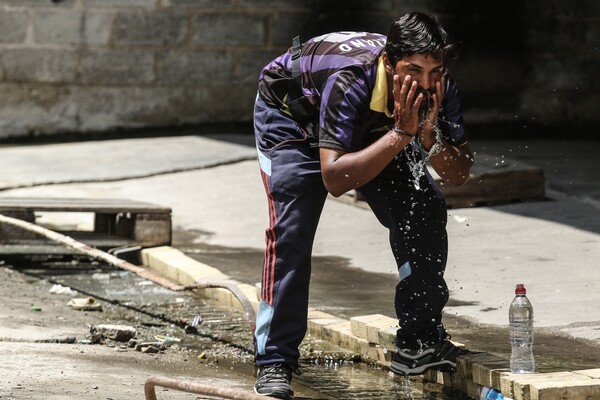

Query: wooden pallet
<box><xmin>339</xmin><ymin>154</ymin><xmax>546</xmax><ymax>209</ymax></box>
<box><xmin>0</xmin><ymin>197</ymin><xmax>171</xmax><ymax>254</ymax></box>
<box><xmin>434</xmin><ymin>155</ymin><xmax>545</xmax><ymax>208</ymax></box>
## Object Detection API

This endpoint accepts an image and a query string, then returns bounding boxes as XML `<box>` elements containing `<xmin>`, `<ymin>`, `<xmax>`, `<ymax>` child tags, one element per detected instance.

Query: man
<box><xmin>253</xmin><ymin>12</ymin><xmax>474</xmax><ymax>399</ymax></box>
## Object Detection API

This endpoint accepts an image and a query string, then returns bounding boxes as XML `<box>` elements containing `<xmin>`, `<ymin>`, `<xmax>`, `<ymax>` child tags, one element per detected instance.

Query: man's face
<box><xmin>385</xmin><ymin>52</ymin><xmax>445</xmax><ymax>118</ymax></box>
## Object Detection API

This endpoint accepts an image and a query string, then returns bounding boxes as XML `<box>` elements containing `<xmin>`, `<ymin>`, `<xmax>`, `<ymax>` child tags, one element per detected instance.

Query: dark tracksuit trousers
<box><xmin>253</xmin><ymin>96</ymin><xmax>450</xmax><ymax>368</ymax></box>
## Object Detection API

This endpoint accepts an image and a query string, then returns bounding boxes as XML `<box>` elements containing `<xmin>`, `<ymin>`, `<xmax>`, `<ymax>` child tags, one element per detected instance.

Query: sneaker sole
<box><xmin>390</xmin><ymin>359</ymin><xmax>456</xmax><ymax>376</ymax></box>
<box><xmin>392</xmin><ymin>347</ymin><xmax>436</xmax><ymax>361</ymax></box>
<box><xmin>253</xmin><ymin>387</ymin><xmax>294</xmax><ymax>399</ymax></box>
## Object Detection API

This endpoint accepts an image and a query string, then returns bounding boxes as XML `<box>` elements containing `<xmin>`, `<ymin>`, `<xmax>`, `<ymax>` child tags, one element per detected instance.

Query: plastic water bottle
<box><xmin>509</xmin><ymin>283</ymin><xmax>535</xmax><ymax>373</ymax></box>
<box><xmin>479</xmin><ymin>386</ymin><xmax>511</xmax><ymax>400</ymax></box>
<box><xmin>479</xmin><ymin>387</ymin><xmax>504</xmax><ymax>400</ymax></box>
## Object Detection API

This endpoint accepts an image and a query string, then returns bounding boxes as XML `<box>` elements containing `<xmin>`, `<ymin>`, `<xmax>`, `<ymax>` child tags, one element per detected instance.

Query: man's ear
<box><xmin>382</xmin><ymin>52</ymin><xmax>394</xmax><ymax>73</ymax></box>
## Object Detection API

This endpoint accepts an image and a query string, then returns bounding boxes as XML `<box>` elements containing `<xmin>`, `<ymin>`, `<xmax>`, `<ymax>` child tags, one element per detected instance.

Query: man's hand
<box><xmin>418</xmin><ymin>78</ymin><xmax>445</xmax><ymax>151</ymax></box>
<box><xmin>392</xmin><ymin>74</ymin><xmax>423</xmax><ymax>135</ymax></box>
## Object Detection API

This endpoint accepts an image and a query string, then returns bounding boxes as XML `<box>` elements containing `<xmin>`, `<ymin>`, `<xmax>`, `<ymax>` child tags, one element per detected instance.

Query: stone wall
<box><xmin>0</xmin><ymin>0</ymin><xmax>289</xmax><ymax>138</ymax></box>
<box><xmin>0</xmin><ymin>0</ymin><xmax>597</xmax><ymax>139</ymax></box>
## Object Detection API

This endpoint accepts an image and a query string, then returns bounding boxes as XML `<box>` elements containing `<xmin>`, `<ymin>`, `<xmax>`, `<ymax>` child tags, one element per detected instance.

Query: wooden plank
<box><xmin>132</xmin><ymin>213</ymin><xmax>172</xmax><ymax>247</ymax></box>
<box><xmin>0</xmin><ymin>232</ymin><xmax>134</xmax><ymax>253</ymax></box>
<box><xmin>432</xmin><ymin>155</ymin><xmax>545</xmax><ymax>208</ymax></box>
<box><xmin>439</xmin><ymin>167</ymin><xmax>545</xmax><ymax>208</ymax></box>
<box><xmin>0</xmin><ymin>245</ymin><xmax>83</xmax><ymax>255</ymax></box>
<box><xmin>0</xmin><ymin>197</ymin><xmax>171</xmax><ymax>213</ymax></box>
<box><xmin>0</xmin><ymin>197</ymin><xmax>172</xmax><ymax>252</ymax></box>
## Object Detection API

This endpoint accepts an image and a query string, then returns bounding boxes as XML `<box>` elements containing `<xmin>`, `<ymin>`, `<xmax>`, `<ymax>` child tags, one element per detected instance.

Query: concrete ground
<box><xmin>0</xmin><ymin>262</ymin><xmax>264</xmax><ymax>400</ymax></box>
<box><xmin>0</xmin><ymin>134</ymin><xmax>598</xmax><ymax>345</ymax></box>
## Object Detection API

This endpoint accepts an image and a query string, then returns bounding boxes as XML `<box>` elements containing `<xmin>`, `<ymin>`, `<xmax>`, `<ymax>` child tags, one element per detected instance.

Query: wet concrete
<box><xmin>4</xmin><ymin>257</ymin><xmax>468</xmax><ymax>399</ymax></box>
<box><xmin>173</xmin><ymin>231</ymin><xmax>600</xmax><ymax>374</ymax></box>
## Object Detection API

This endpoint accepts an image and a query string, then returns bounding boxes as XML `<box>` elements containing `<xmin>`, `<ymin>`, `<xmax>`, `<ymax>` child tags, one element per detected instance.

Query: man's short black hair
<box><xmin>385</xmin><ymin>12</ymin><xmax>453</xmax><ymax>65</ymax></box>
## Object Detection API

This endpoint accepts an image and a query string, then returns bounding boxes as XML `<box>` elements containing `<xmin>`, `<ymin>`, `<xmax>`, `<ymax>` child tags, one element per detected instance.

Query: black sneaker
<box><xmin>254</xmin><ymin>363</ymin><xmax>298</xmax><ymax>399</ymax></box>
<box><xmin>390</xmin><ymin>339</ymin><xmax>465</xmax><ymax>376</ymax></box>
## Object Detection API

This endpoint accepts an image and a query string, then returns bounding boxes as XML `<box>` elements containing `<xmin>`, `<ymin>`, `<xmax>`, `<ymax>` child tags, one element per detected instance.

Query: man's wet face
<box><xmin>417</xmin><ymin>87</ymin><xmax>435</xmax><ymax>121</ymax></box>
<box><xmin>417</xmin><ymin>86</ymin><xmax>435</xmax><ymax>110</ymax></box>
<box><xmin>392</xmin><ymin>52</ymin><xmax>444</xmax><ymax>121</ymax></box>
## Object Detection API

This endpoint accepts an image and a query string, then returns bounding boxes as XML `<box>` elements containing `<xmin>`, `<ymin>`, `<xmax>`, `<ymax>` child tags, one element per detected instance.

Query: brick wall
<box><xmin>0</xmin><ymin>0</ymin><xmax>597</xmax><ymax>139</ymax></box>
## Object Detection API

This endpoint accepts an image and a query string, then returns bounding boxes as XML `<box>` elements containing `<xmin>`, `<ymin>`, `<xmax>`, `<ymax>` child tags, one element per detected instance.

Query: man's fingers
<box><xmin>412</xmin><ymin>93</ymin><xmax>424</xmax><ymax>114</ymax></box>
<box><xmin>405</xmin><ymin>80</ymin><xmax>418</xmax><ymax>105</ymax></box>
<box><xmin>436</xmin><ymin>80</ymin><xmax>444</xmax><ymax>104</ymax></box>
<box><xmin>427</xmin><ymin>94</ymin><xmax>439</xmax><ymax>127</ymax></box>
<box><xmin>395</xmin><ymin>75</ymin><xmax>412</xmax><ymax>105</ymax></box>
<box><xmin>392</xmin><ymin>75</ymin><xmax>400</xmax><ymax>100</ymax></box>
<box><xmin>430</xmin><ymin>91</ymin><xmax>439</xmax><ymax>113</ymax></box>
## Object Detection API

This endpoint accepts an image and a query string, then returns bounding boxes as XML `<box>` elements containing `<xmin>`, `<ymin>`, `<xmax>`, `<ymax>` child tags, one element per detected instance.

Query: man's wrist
<box><xmin>392</xmin><ymin>126</ymin><xmax>415</xmax><ymax>137</ymax></box>
<box><xmin>427</xmin><ymin>139</ymin><xmax>444</xmax><ymax>157</ymax></box>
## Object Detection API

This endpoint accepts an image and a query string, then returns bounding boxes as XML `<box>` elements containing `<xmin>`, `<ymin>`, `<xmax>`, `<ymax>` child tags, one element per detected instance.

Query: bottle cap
<box><xmin>515</xmin><ymin>284</ymin><xmax>526</xmax><ymax>295</ymax></box>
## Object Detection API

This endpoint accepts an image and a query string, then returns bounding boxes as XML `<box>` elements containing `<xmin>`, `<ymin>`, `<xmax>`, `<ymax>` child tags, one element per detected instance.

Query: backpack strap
<box><xmin>287</xmin><ymin>36</ymin><xmax>313</xmax><ymax>122</ymax></box>
<box><xmin>287</xmin><ymin>36</ymin><xmax>319</xmax><ymax>147</ymax></box>
<box><xmin>291</xmin><ymin>35</ymin><xmax>303</xmax><ymax>85</ymax></box>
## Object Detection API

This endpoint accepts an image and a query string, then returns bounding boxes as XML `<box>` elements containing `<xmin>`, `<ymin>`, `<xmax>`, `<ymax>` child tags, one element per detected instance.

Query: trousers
<box><xmin>253</xmin><ymin>96</ymin><xmax>450</xmax><ymax>367</ymax></box>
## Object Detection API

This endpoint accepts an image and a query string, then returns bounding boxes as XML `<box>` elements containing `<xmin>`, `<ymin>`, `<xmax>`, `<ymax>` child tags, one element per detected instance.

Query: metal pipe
<box><xmin>145</xmin><ymin>375</ymin><xmax>272</xmax><ymax>400</ymax></box>
<box><xmin>0</xmin><ymin>213</ymin><xmax>256</xmax><ymax>332</ymax></box>
<box><xmin>180</xmin><ymin>281</ymin><xmax>256</xmax><ymax>333</ymax></box>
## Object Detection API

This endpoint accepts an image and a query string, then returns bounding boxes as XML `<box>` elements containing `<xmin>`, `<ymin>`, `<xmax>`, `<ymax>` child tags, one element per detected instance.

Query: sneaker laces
<box><xmin>257</xmin><ymin>363</ymin><xmax>301</xmax><ymax>384</ymax></box>
<box><xmin>416</xmin><ymin>339</ymin><xmax>426</xmax><ymax>354</ymax></box>
<box><xmin>438</xmin><ymin>325</ymin><xmax>451</xmax><ymax>341</ymax></box>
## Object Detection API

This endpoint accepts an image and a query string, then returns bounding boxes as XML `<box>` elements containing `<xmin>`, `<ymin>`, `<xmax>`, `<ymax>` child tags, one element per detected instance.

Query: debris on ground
<box><xmin>49</xmin><ymin>283</ymin><xmax>77</xmax><ymax>295</ymax></box>
<box><xmin>35</xmin><ymin>336</ymin><xmax>77</xmax><ymax>344</ymax></box>
<box><xmin>95</xmin><ymin>324</ymin><xmax>137</xmax><ymax>342</ymax></box>
<box><xmin>179</xmin><ymin>314</ymin><xmax>202</xmax><ymax>334</ymax></box>
<box><xmin>154</xmin><ymin>334</ymin><xmax>181</xmax><ymax>344</ymax></box>
<box><xmin>67</xmin><ymin>297</ymin><xmax>102</xmax><ymax>311</ymax></box>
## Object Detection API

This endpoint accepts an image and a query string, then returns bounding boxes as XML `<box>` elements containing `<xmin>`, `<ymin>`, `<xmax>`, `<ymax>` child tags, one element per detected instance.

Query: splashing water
<box><xmin>399</xmin><ymin>98</ymin><xmax>462</xmax><ymax>190</ymax></box>
<box><xmin>403</xmin><ymin>120</ymin><xmax>443</xmax><ymax>190</ymax></box>
<box><xmin>404</xmin><ymin>145</ymin><xmax>426</xmax><ymax>190</ymax></box>
<box><xmin>437</xmin><ymin>115</ymin><xmax>463</xmax><ymax>129</ymax></box>
<box><xmin>404</xmin><ymin>143</ymin><xmax>426</xmax><ymax>190</ymax></box>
